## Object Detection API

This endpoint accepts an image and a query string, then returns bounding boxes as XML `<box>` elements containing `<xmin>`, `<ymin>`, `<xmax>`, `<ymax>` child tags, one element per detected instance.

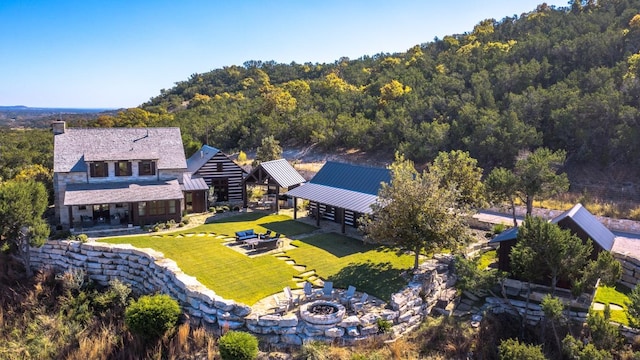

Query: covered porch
<box><xmin>243</xmin><ymin>159</ymin><xmax>305</xmax><ymax>212</ymax></box>
<box><xmin>63</xmin><ymin>180</ymin><xmax>184</xmax><ymax>228</ymax></box>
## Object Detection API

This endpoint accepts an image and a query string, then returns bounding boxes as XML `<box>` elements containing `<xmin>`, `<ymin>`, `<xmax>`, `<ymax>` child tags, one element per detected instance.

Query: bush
<box><xmin>182</xmin><ymin>217</ymin><xmax>190</xmax><ymax>224</ymax></box>
<box><xmin>209</xmin><ymin>206</ymin><xmax>216</xmax><ymax>213</ymax></box>
<box><xmin>237</xmin><ymin>150</ymin><xmax>247</xmax><ymax>163</ymax></box>
<box><xmin>498</xmin><ymin>338</ymin><xmax>545</xmax><ymax>360</ymax></box>
<box><xmin>125</xmin><ymin>294</ymin><xmax>181</xmax><ymax>340</ymax></box>
<box><xmin>376</xmin><ymin>318</ymin><xmax>392</xmax><ymax>334</ymax></box>
<box><xmin>218</xmin><ymin>331</ymin><xmax>258</xmax><ymax>360</ymax></box>
<box><xmin>75</xmin><ymin>233</ymin><xmax>88</xmax><ymax>243</ymax></box>
<box><xmin>492</xmin><ymin>223</ymin><xmax>507</xmax><ymax>235</ymax></box>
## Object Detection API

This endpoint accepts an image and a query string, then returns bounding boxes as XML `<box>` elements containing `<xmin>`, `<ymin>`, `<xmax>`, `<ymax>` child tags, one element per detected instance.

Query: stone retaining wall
<box><xmin>613</xmin><ymin>252</ymin><xmax>640</xmax><ymax>290</ymax></box>
<box><xmin>30</xmin><ymin>240</ymin><xmax>456</xmax><ymax>346</ymax></box>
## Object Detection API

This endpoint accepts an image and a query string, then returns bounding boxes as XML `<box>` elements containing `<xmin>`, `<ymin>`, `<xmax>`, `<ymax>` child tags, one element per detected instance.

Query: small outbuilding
<box><xmin>242</xmin><ymin>159</ymin><xmax>306</xmax><ymax>212</ymax></box>
<box><xmin>490</xmin><ymin>203</ymin><xmax>615</xmax><ymax>272</ymax></box>
<box><xmin>186</xmin><ymin>145</ymin><xmax>246</xmax><ymax>205</ymax></box>
<box><xmin>286</xmin><ymin>161</ymin><xmax>391</xmax><ymax>233</ymax></box>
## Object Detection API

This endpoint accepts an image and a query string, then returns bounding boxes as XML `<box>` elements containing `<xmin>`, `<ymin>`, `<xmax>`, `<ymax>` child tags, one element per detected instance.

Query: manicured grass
<box><xmin>286</xmin><ymin>233</ymin><xmax>415</xmax><ymax>300</ymax></box>
<box><xmin>102</xmin><ymin>213</ymin><xmax>315</xmax><ymax>305</ymax></box>
<box><xmin>593</xmin><ymin>284</ymin><xmax>630</xmax><ymax>325</ymax></box>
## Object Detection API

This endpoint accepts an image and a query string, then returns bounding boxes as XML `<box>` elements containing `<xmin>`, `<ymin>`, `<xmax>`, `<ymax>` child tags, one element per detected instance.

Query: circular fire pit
<box><xmin>299</xmin><ymin>300</ymin><xmax>346</xmax><ymax>325</ymax></box>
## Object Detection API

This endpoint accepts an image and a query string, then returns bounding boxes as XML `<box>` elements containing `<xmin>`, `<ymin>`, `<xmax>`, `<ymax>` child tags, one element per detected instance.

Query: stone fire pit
<box><xmin>299</xmin><ymin>300</ymin><xmax>346</xmax><ymax>325</ymax></box>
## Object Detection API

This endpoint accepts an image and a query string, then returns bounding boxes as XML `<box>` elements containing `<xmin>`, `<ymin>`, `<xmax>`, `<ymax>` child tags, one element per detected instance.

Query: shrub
<box><xmin>492</xmin><ymin>223</ymin><xmax>507</xmax><ymax>235</ymax></box>
<box><xmin>218</xmin><ymin>331</ymin><xmax>258</xmax><ymax>360</ymax></box>
<box><xmin>498</xmin><ymin>338</ymin><xmax>545</xmax><ymax>360</ymax></box>
<box><xmin>125</xmin><ymin>294</ymin><xmax>181</xmax><ymax>340</ymax></box>
<box><xmin>376</xmin><ymin>318</ymin><xmax>392</xmax><ymax>334</ymax></box>
<box><xmin>209</xmin><ymin>206</ymin><xmax>216</xmax><ymax>213</ymax></box>
<box><xmin>75</xmin><ymin>233</ymin><xmax>88</xmax><ymax>243</ymax></box>
<box><xmin>182</xmin><ymin>217</ymin><xmax>190</xmax><ymax>224</ymax></box>
<box><xmin>300</xmin><ymin>340</ymin><xmax>329</xmax><ymax>360</ymax></box>
<box><xmin>237</xmin><ymin>150</ymin><xmax>247</xmax><ymax>163</ymax></box>
<box><xmin>152</xmin><ymin>223</ymin><xmax>162</xmax><ymax>232</ymax></box>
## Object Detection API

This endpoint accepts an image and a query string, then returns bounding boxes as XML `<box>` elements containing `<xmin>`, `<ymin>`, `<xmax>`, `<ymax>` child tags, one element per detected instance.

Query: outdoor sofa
<box><xmin>235</xmin><ymin>229</ymin><xmax>258</xmax><ymax>242</ymax></box>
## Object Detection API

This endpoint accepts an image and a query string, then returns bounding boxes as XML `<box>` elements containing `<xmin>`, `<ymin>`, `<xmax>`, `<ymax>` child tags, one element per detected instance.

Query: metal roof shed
<box><xmin>243</xmin><ymin>159</ymin><xmax>306</xmax><ymax>212</ymax></box>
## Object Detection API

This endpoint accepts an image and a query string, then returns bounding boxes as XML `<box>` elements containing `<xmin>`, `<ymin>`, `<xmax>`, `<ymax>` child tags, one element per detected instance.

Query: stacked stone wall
<box><xmin>30</xmin><ymin>241</ymin><xmax>456</xmax><ymax>346</ymax></box>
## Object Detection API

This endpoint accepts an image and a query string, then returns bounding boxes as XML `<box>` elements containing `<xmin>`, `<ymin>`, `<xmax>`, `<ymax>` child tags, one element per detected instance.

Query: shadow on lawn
<box><xmin>205</xmin><ymin>212</ymin><xmax>267</xmax><ymax>223</ymax></box>
<box><xmin>296</xmin><ymin>233</ymin><xmax>378</xmax><ymax>258</ymax></box>
<box><xmin>329</xmin><ymin>260</ymin><xmax>410</xmax><ymax>301</ymax></box>
<box><xmin>263</xmin><ymin>220</ymin><xmax>318</xmax><ymax>236</ymax></box>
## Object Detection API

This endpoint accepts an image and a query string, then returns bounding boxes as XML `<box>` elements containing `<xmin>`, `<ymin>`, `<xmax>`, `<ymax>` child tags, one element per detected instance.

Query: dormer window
<box><xmin>139</xmin><ymin>160</ymin><xmax>156</xmax><ymax>176</ymax></box>
<box><xmin>115</xmin><ymin>161</ymin><xmax>132</xmax><ymax>176</ymax></box>
<box><xmin>89</xmin><ymin>162</ymin><xmax>108</xmax><ymax>177</ymax></box>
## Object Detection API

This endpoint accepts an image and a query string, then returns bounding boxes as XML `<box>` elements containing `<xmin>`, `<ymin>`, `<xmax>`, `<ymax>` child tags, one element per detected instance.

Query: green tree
<box><xmin>253</xmin><ymin>135</ymin><xmax>282</xmax><ymax>166</ymax></box>
<box><xmin>626</xmin><ymin>283</ymin><xmax>640</xmax><ymax>328</ymax></box>
<box><xmin>541</xmin><ymin>294</ymin><xmax>565</xmax><ymax>353</ymax></box>
<box><xmin>453</xmin><ymin>254</ymin><xmax>505</xmax><ymax>293</ymax></box>
<box><xmin>515</xmin><ymin>148</ymin><xmax>569</xmax><ymax>216</ymax></box>
<box><xmin>429</xmin><ymin>150</ymin><xmax>485</xmax><ymax>209</ymax></box>
<box><xmin>510</xmin><ymin>216</ymin><xmax>591</xmax><ymax>293</ymax></box>
<box><xmin>485</xmin><ymin>167</ymin><xmax>520</xmax><ymax>226</ymax></box>
<box><xmin>0</xmin><ymin>179</ymin><xmax>50</xmax><ymax>278</ymax></box>
<box><xmin>498</xmin><ymin>338</ymin><xmax>545</xmax><ymax>360</ymax></box>
<box><xmin>361</xmin><ymin>153</ymin><xmax>468</xmax><ymax>270</ymax></box>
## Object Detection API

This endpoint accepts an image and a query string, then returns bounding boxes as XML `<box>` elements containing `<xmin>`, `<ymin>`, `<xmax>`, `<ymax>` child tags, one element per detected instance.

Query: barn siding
<box><xmin>193</xmin><ymin>152</ymin><xmax>244</xmax><ymax>203</ymax></box>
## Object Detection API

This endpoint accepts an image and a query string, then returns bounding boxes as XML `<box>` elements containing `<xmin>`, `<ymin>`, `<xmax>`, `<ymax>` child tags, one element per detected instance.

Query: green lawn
<box><xmin>593</xmin><ymin>284</ymin><xmax>631</xmax><ymax>325</ymax></box>
<box><xmin>100</xmin><ymin>213</ymin><xmax>413</xmax><ymax>305</ymax></box>
<box><xmin>286</xmin><ymin>233</ymin><xmax>414</xmax><ymax>300</ymax></box>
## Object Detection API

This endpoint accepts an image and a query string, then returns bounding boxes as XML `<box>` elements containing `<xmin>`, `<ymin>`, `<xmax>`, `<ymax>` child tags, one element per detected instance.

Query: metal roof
<box><xmin>550</xmin><ymin>203</ymin><xmax>614</xmax><ymax>251</ymax></box>
<box><xmin>247</xmin><ymin>159</ymin><xmax>306</xmax><ymax>188</ymax></box>
<box><xmin>489</xmin><ymin>226</ymin><xmax>519</xmax><ymax>243</ymax></box>
<box><xmin>63</xmin><ymin>180</ymin><xmax>183</xmax><ymax>206</ymax></box>
<box><xmin>181</xmin><ymin>174</ymin><xmax>209</xmax><ymax>191</ymax></box>
<box><xmin>310</xmin><ymin>161</ymin><xmax>390</xmax><ymax>195</ymax></box>
<box><xmin>54</xmin><ymin>127</ymin><xmax>187</xmax><ymax>173</ymax></box>
<box><xmin>186</xmin><ymin>145</ymin><xmax>221</xmax><ymax>173</ymax></box>
<box><xmin>286</xmin><ymin>183</ymin><xmax>378</xmax><ymax>214</ymax></box>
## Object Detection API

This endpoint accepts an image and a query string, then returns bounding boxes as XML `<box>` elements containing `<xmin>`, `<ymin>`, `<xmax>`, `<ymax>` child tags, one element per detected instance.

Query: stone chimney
<box><xmin>52</xmin><ymin>120</ymin><xmax>66</xmax><ymax>135</ymax></box>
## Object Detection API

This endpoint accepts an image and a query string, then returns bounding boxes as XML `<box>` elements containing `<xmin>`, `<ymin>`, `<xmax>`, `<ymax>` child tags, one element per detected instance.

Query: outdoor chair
<box><xmin>350</xmin><ymin>292</ymin><xmax>369</xmax><ymax>313</ymax></box>
<box><xmin>339</xmin><ymin>285</ymin><xmax>356</xmax><ymax>305</ymax></box>
<box><xmin>272</xmin><ymin>232</ymin><xmax>282</xmax><ymax>239</ymax></box>
<box><xmin>317</xmin><ymin>281</ymin><xmax>334</xmax><ymax>299</ymax></box>
<box><xmin>302</xmin><ymin>282</ymin><xmax>314</xmax><ymax>301</ymax></box>
<box><xmin>283</xmin><ymin>286</ymin><xmax>299</xmax><ymax>308</ymax></box>
<box><xmin>260</xmin><ymin>230</ymin><xmax>272</xmax><ymax>239</ymax></box>
<box><xmin>273</xmin><ymin>294</ymin><xmax>290</xmax><ymax>314</ymax></box>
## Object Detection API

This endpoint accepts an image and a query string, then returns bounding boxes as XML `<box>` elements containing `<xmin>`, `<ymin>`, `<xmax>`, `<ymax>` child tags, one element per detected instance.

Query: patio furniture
<box><xmin>350</xmin><ymin>292</ymin><xmax>369</xmax><ymax>313</ymax></box>
<box><xmin>260</xmin><ymin>230</ymin><xmax>272</xmax><ymax>239</ymax></box>
<box><xmin>302</xmin><ymin>282</ymin><xmax>314</xmax><ymax>301</ymax></box>
<box><xmin>316</xmin><ymin>281</ymin><xmax>334</xmax><ymax>299</ymax></box>
<box><xmin>244</xmin><ymin>238</ymin><xmax>260</xmax><ymax>249</ymax></box>
<box><xmin>273</xmin><ymin>295</ymin><xmax>289</xmax><ymax>314</ymax></box>
<box><xmin>255</xmin><ymin>238</ymin><xmax>279</xmax><ymax>251</ymax></box>
<box><xmin>235</xmin><ymin>229</ymin><xmax>258</xmax><ymax>242</ymax></box>
<box><xmin>283</xmin><ymin>286</ymin><xmax>299</xmax><ymax>308</ymax></box>
<box><xmin>339</xmin><ymin>285</ymin><xmax>356</xmax><ymax>305</ymax></box>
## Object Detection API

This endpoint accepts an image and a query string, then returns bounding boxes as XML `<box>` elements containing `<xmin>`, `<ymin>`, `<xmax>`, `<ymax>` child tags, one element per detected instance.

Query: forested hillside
<box><xmin>79</xmin><ymin>1</ymin><xmax>640</xmax><ymax>172</ymax></box>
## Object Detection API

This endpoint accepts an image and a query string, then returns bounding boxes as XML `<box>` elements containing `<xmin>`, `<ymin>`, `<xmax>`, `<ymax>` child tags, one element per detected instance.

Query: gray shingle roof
<box><xmin>186</xmin><ymin>145</ymin><xmax>220</xmax><ymax>173</ymax></box>
<box><xmin>54</xmin><ymin>127</ymin><xmax>187</xmax><ymax>173</ymax></box>
<box><xmin>550</xmin><ymin>203</ymin><xmax>615</xmax><ymax>251</ymax></box>
<box><xmin>286</xmin><ymin>183</ymin><xmax>378</xmax><ymax>214</ymax></box>
<box><xmin>250</xmin><ymin>159</ymin><xmax>306</xmax><ymax>188</ymax></box>
<box><xmin>181</xmin><ymin>174</ymin><xmax>209</xmax><ymax>191</ymax></box>
<box><xmin>310</xmin><ymin>161</ymin><xmax>391</xmax><ymax>195</ymax></box>
<box><xmin>63</xmin><ymin>180</ymin><xmax>183</xmax><ymax>205</ymax></box>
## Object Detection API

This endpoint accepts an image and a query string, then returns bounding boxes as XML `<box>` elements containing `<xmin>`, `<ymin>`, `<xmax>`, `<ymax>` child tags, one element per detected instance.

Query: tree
<box><xmin>510</xmin><ymin>216</ymin><xmax>591</xmax><ymax>293</ymax></box>
<box><xmin>429</xmin><ymin>150</ymin><xmax>485</xmax><ymax>209</ymax></box>
<box><xmin>514</xmin><ymin>148</ymin><xmax>569</xmax><ymax>216</ymax></box>
<box><xmin>253</xmin><ymin>135</ymin><xmax>282</xmax><ymax>166</ymax></box>
<box><xmin>485</xmin><ymin>167</ymin><xmax>520</xmax><ymax>226</ymax></box>
<box><xmin>453</xmin><ymin>254</ymin><xmax>505</xmax><ymax>293</ymax></box>
<box><xmin>626</xmin><ymin>283</ymin><xmax>640</xmax><ymax>328</ymax></box>
<box><xmin>361</xmin><ymin>154</ymin><xmax>469</xmax><ymax>270</ymax></box>
<box><xmin>0</xmin><ymin>179</ymin><xmax>50</xmax><ymax>278</ymax></box>
<box><xmin>541</xmin><ymin>294</ymin><xmax>565</xmax><ymax>353</ymax></box>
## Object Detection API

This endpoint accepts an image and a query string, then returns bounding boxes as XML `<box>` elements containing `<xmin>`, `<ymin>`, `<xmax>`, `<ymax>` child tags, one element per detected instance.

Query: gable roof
<box><xmin>488</xmin><ymin>203</ymin><xmax>615</xmax><ymax>251</ymax></box>
<box><xmin>63</xmin><ymin>180</ymin><xmax>183</xmax><ymax>205</ymax></box>
<box><xmin>54</xmin><ymin>127</ymin><xmax>186</xmax><ymax>173</ymax></box>
<box><xmin>309</xmin><ymin>161</ymin><xmax>391</xmax><ymax>195</ymax></box>
<box><xmin>551</xmin><ymin>203</ymin><xmax>615</xmax><ymax>251</ymax></box>
<box><xmin>286</xmin><ymin>183</ymin><xmax>379</xmax><ymax>214</ymax></box>
<box><xmin>245</xmin><ymin>159</ymin><xmax>305</xmax><ymax>188</ymax></box>
<box><xmin>186</xmin><ymin>145</ymin><xmax>221</xmax><ymax>173</ymax></box>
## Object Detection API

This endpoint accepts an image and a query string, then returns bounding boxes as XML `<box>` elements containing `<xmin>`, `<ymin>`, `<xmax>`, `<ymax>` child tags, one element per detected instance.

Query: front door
<box><xmin>211</xmin><ymin>178</ymin><xmax>229</xmax><ymax>202</ymax></box>
<box><xmin>93</xmin><ymin>204</ymin><xmax>109</xmax><ymax>224</ymax></box>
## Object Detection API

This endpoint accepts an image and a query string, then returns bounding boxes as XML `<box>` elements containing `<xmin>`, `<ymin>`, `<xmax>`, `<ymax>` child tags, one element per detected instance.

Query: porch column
<box><xmin>68</xmin><ymin>206</ymin><xmax>73</xmax><ymax>230</ymax></box>
<box><xmin>315</xmin><ymin>202</ymin><xmax>320</xmax><ymax>227</ymax></box>
<box><xmin>293</xmin><ymin>197</ymin><xmax>297</xmax><ymax>219</ymax></box>
<box><xmin>242</xmin><ymin>181</ymin><xmax>248</xmax><ymax>208</ymax></box>
<box><xmin>341</xmin><ymin>208</ymin><xmax>346</xmax><ymax>234</ymax></box>
<box><xmin>275</xmin><ymin>187</ymin><xmax>280</xmax><ymax>214</ymax></box>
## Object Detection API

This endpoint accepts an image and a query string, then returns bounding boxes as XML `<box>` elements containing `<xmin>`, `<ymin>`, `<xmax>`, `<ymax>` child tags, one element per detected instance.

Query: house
<box><xmin>243</xmin><ymin>159</ymin><xmax>306</xmax><ymax>212</ymax></box>
<box><xmin>490</xmin><ymin>203</ymin><xmax>615</xmax><ymax>272</ymax></box>
<box><xmin>286</xmin><ymin>161</ymin><xmax>391</xmax><ymax>233</ymax></box>
<box><xmin>186</xmin><ymin>145</ymin><xmax>246</xmax><ymax>205</ymax></box>
<box><xmin>52</xmin><ymin>121</ymin><xmax>208</xmax><ymax>228</ymax></box>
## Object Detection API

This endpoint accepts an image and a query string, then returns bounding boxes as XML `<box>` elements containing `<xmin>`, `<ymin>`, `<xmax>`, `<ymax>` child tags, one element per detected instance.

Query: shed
<box><xmin>286</xmin><ymin>161</ymin><xmax>390</xmax><ymax>233</ymax></box>
<box><xmin>243</xmin><ymin>159</ymin><xmax>306</xmax><ymax>212</ymax></box>
<box><xmin>186</xmin><ymin>145</ymin><xmax>246</xmax><ymax>205</ymax></box>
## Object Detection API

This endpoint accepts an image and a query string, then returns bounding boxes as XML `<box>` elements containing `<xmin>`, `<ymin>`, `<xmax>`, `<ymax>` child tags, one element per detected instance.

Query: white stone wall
<box><xmin>30</xmin><ymin>241</ymin><xmax>455</xmax><ymax>346</ymax></box>
<box><xmin>612</xmin><ymin>252</ymin><xmax>640</xmax><ymax>290</ymax></box>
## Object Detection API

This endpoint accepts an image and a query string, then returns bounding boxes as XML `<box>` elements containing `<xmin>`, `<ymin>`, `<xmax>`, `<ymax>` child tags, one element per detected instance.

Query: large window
<box><xmin>115</xmin><ymin>161</ymin><xmax>132</xmax><ymax>176</ymax></box>
<box><xmin>138</xmin><ymin>202</ymin><xmax>146</xmax><ymax>216</ymax></box>
<box><xmin>211</xmin><ymin>178</ymin><xmax>229</xmax><ymax>202</ymax></box>
<box><xmin>89</xmin><ymin>162</ymin><xmax>108</xmax><ymax>177</ymax></box>
<box><xmin>139</xmin><ymin>160</ymin><xmax>156</xmax><ymax>176</ymax></box>
<box><xmin>168</xmin><ymin>200</ymin><xmax>177</xmax><ymax>214</ymax></box>
<box><xmin>148</xmin><ymin>201</ymin><xmax>164</xmax><ymax>216</ymax></box>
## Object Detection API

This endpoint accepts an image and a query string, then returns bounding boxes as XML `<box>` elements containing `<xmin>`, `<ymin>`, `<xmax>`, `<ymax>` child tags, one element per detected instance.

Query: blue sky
<box><xmin>0</xmin><ymin>1</ymin><xmax>566</xmax><ymax>109</ymax></box>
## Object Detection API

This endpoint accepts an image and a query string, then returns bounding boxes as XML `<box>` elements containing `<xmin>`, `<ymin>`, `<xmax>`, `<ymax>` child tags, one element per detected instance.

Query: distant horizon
<box><xmin>0</xmin><ymin>105</ymin><xmax>118</xmax><ymax>111</ymax></box>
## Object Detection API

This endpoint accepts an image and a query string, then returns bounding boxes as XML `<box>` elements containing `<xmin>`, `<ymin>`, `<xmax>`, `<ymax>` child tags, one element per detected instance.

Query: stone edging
<box><xmin>30</xmin><ymin>240</ymin><xmax>456</xmax><ymax>346</ymax></box>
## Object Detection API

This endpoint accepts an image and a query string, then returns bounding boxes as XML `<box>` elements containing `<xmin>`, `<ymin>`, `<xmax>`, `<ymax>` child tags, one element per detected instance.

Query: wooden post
<box><xmin>242</xmin><ymin>181</ymin><xmax>248</xmax><ymax>208</ymax></box>
<box><xmin>293</xmin><ymin>197</ymin><xmax>297</xmax><ymax>219</ymax></box>
<box><xmin>315</xmin><ymin>202</ymin><xmax>320</xmax><ymax>227</ymax></box>
<box><xmin>341</xmin><ymin>208</ymin><xmax>346</xmax><ymax>234</ymax></box>
<box><xmin>275</xmin><ymin>187</ymin><xmax>280</xmax><ymax>214</ymax></box>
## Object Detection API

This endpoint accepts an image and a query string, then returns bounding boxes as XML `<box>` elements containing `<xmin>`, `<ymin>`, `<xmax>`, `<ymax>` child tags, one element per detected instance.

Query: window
<box><xmin>217</xmin><ymin>162</ymin><xmax>223</xmax><ymax>172</ymax></box>
<box><xmin>148</xmin><ymin>201</ymin><xmax>164</xmax><ymax>216</ymax></box>
<box><xmin>138</xmin><ymin>202</ymin><xmax>146</xmax><ymax>216</ymax></box>
<box><xmin>78</xmin><ymin>205</ymin><xmax>86</xmax><ymax>210</ymax></box>
<box><xmin>89</xmin><ymin>162</ymin><xmax>108</xmax><ymax>177</ymax></box>
<box><xmin>211</xmin><ymin>178</ymin><xmax>229</xmax><ymax>202</ymax></box>
<box><xmin>115</xmin><ymin>203</ymin><xmax>124</xmax><ymax>208</ymax></box>
<box><xmin>115</xmin><ymin>161</ymin><xmax>132</xmax><ymax>176</ymax></box>
<box><xmin>139</xmin><ymin>160</ymin><xmax>156</xmax><ymax>176</ymax></box>
<box><xmin>168</xmin><ymin>200</ymin><xmax>176</xmax><ymax>214</ymax></box>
